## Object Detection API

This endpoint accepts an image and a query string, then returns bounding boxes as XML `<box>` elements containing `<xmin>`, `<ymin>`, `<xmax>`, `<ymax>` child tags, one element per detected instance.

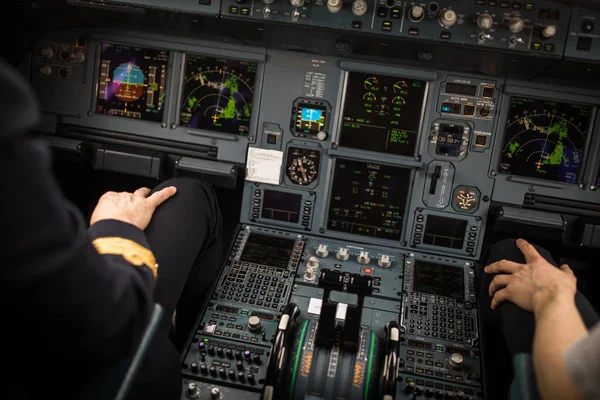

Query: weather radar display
<box><xmin>180</xmin><ymin>55</ymin><xmax>257</xmax><ymax>136</ymax></box>
<box><xmin>96</xmin><ymin>43</ymin><xmax>168</xmax><ymax>122</ymax></box>
<box><xmin>498</xmin><ymin>96</ymin><xmax>593</xmax><ymax>184</ymax></box>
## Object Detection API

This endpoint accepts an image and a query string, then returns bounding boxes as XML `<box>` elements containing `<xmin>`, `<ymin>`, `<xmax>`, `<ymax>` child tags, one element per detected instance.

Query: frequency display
<box><xmin>498</xmin><ymin>96</ymin><xmax>593</xmax><ymax>184</ymax></box>
<box><xmin>413</xmin><ymin>260</ymin><xmax>464</xmax><ymax>299</ymax></box>
<box><xmin>339</xmin><ymin>72</ymin><xmax>426</xmax><ymax>156</ymax></box>
<box><xmin>96</xmin><ymin>43</ymin><xmax>168</xmax><ymax>122</ymax></box>
<box><xmin>240</xmin><ymin>233</ymin><xmax>295</xmax><ymax>269</ymax></box>
<box><xmin>327</xmin><ymin>159</ymin><xmax>411</xmax><ymax>240</ymax></box>
<box><xmin>180</xmin><ymin>54</ymin><xmax>257</xmax><ymax>136</ymax></box>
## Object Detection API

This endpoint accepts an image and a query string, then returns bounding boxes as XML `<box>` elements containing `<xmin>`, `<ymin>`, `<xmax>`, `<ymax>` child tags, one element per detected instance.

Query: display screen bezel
<box><xmin>422</xmin><ymin>215</ymin><xmax>468</xmax><ymax>250</ymax></box>
<box><xmin>413</xmin><ymin>260</ymin><xmax>465</xmax><ymax>300</ymax></box>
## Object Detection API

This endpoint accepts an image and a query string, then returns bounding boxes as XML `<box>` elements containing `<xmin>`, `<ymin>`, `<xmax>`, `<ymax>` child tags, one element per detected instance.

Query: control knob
<box><xmin>248</xmin><ymin>316</ymin><xmax>262</xmax><ymax>332</ymax></box>
<box><xmin>336</xmin><ymin>247</ymin><xmax>350</xmax><ymax>261</ymax></box>
<box><xmin>210</xmin><ymin>387</ymin><xmax>221</xmax><ymax>400</ymax></box>
<box><xmin>307</xmin><ymin>256</ymin><xmax>319</xmax><ymax>269</ymax></box>
<box><xmin>448</xmin><ymin>353</ymin><xmax>464</xmax><ymax>370</ymax></box>
<box><xmin>581</xmin><ymin>20</ymin><xmax>594</xmax><ymax>33</ymax></box>
<box><xmin>40</xmin><ymin>46</ymin><xmax>54</xmax><ymax>59</ymax></box>
<box><xmin>357</xmin><ymin>251</ymin><xmax>370</xmax><ymax>265</ymax></box>
<box><xmin>186</xmin><ymin>383</ymin><xmax>200</xmax><ymax>399</ymax></box>
<box><xmin>70</xmin><ymin>50</ymin><xmax>86</xmax><ymax>63</ymax></box>
<box><xmin>378</xmin><ymin>254</ymin><xmax>392</xmax><ymax>268</ymax></box>
<box><xmin>508</xmin><ymin>17</ymin><xmax>524</xmax><ymax>33</ymax></box>
<box><xmin>409</xmin><ymin>5</ymin><xmax>424</xmax><ymax>22</ymax></box>
<box><xmin>477</xmin><ymin>13</ymin><xmax>494</xmax><ymax>30</ymax></box>
<box><xmin>290</xmin><ymin>0</ymin><xmax>304</xmax><ymax>6</ymax></box>
<box><xmin>327</xmin><ymin>0</ymin><xmax>342</xmax><ymax>13</ymax></box>
<box><xmin>304</xmin><ymin>267</ymin><xmax>316</xmax><ymax>281</ymax></box>
<box><xmin>263</xmin><ymin>6</ymin><xmax>271</xmax><ymax>16</ymax></box>
<box><xmin>439</xmin><ymin>9</ymin><xmax>457</xmax><ymax>27</ymax></box>
<box><xmin>542</xmin><ymin>25</ymin><xmax>557</xmax><ymax>38</ymax></box>
<box><xmin>291</xmin><ymin>9</ymin><xmax>300</xmax><ymax>19</ymax></box>
<box><xmin>316</xmin><ymin>244</ymin><xmax>329</xmax><ymax>258</ymax></box>
<box><xmin>39</xmin><ymin>65</ymin><xmax>52</xmax><ymax>76</ymax></box>
<box><xmin>351</xmin><ymin>0</ymin><xmax>367</xmax><ymax>16</ymax></box>
<box><xmin>317</xmin><ymin>131</ymin><xmax>328</xmax><ymax>141</ymax></box>
<box><xmin>405</xmin><ymin>381</ymin><xmax>416</xmax><ymax>393</ymax></box>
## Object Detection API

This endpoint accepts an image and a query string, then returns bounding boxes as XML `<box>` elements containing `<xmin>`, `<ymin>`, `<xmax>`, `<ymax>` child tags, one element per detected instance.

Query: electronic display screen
<box><xmin>413</xmin><ymin>260</ymin><xmax>464</xmax><ymax>299</ymax></box>
<box><xmin>327</xmin><ymin>159</ymin><xmax>411</xmax><ymax>240</ymax></box>
<box><xmin>240</xmin><ymin>233</ymin><xmax>295</xmax><ymax>269</ymax></box>
<box><xmin>339</xmin><ymin>72</ymin><xmax>426</xmax><ymax>156</ymax></box>
<box><xmin>423</xmin><ymin>215</ymin><xmax>467</xmax><ymax>249</ymax></box>
<box><xmin>498</xmin><ymin>96</ymin><xmax>593</xmax><ymax>184</ymax></box>
<box><xmin>436</xmin><ymin>124</ymin><xmax>463</xmax><ymax>157</ymax></box>
<box><xmin>96</xmin><ymin>43</ymin><xmax>168</xmax><ymax>122</ymax></box>
<box><xmin>180</xmin><ymin>54</ymin><xmax>257</xmax><ymax>136</ymax></box>
<box><xmin>261</xmin><ymin>190</ymin><xmax>302</xmax><ymax>223</ymax></box>
<box><xmin>295</xmin><ymin>104</ymin><xmax>327</xmax><ymax>134</ymax></box>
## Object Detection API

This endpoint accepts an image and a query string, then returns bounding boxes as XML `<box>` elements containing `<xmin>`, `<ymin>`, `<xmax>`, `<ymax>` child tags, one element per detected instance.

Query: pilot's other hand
<box><xmin>484</xmin><ymin>239</ymin><xmax>577</xmax><ymax>314</ymax></box>
<box><xmin>90</xmin><ymin>186</ymin><xmax>177</xmax><ymax>231</ymax></box>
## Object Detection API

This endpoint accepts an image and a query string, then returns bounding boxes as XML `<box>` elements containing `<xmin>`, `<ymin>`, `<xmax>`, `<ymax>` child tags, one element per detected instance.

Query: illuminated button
<box><xmin>362</xmin><ymin>267</ymin><xmax>373</xmax><ymax>275</ymax></box>
<box><xmin>532</xmin><ymin>42</ymin><xmax>542</xmax><ymax>51</ymax></box>
<box><xmin>382</xmin><ymin>21</ymin><xmax>392</xmax><ymax>31</ymax></box>
<box><xmin>241</xmin><ymin>7</ymin><xmax>250</xmax><ymax>15</ymax></box>
<box><xmin>229</xmin><ymin>6</ymin><xmax>239</xmax><ymax>13</ymax></box>
<box><xmin>543</xmin><ymin>43</ymin><xmax>555</xmax><ymax>52</ymax></box>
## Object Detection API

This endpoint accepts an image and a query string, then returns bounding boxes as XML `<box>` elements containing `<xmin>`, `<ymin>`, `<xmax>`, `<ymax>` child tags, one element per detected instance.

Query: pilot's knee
<box><xmin>154</xmin><ymin>177</ymin><xmax>216</xmax><ymax>203</ymax></box>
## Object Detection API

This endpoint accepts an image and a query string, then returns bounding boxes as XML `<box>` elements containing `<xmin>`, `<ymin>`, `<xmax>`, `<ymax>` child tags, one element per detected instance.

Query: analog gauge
<box><xmin>454</xmin><ymin>187</ymin><xmax>479</xmax><ymax>212</ymax></box>
<box><xmin>286</xmin><ymin>147</ymin><xmax>321</xmax><ymax>186</ymax></box>
<box><xmin>392</xmin><ymin>96</ymin><xmax>406</xmax><ymax>106</ymax></box>
<box><xmin>363</xmin><ymin>92</ymin><xmax>377</xmax><ymax>102</ymax></box>
<box><xmin>364</xmin><ymin>77</ymin><xmax>380</xmax><ymax>91</ymax></box>
<box><xmin>393</xmin><ymin>80</ymin><xmax>408</xmax><ymax>93</ymax></box>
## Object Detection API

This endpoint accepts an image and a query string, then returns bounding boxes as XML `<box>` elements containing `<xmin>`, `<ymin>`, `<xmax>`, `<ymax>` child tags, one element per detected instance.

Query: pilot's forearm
<box><xmin>532</xmin><ymin>290</ymin><xmax>586</xmax><ymax>400</ymax></box>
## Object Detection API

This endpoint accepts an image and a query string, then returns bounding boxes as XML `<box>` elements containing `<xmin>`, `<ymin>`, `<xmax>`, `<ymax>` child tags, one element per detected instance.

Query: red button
<box><xmin>363</xmin><ymin>268</ymin><xmax>373</xmax><ymax>275</ymax></box>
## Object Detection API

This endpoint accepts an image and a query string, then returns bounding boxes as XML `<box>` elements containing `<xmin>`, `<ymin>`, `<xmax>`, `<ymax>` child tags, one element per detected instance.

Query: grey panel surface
<box><xmin>564</xmin><ymin>6</ymin><xmax>600</xmax><ymax>62</ymax></box>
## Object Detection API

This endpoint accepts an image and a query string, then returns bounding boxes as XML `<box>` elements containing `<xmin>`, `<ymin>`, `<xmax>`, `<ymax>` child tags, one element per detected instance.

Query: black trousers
<box><xmin>478</xmin><ymin>238</ymin><xmax>600</xmax><ymax>398</ymax></box>
<box><xmin>129</xmin><ymin>177</ymin><xmax>223</xmax><ymax>400</ymax></box>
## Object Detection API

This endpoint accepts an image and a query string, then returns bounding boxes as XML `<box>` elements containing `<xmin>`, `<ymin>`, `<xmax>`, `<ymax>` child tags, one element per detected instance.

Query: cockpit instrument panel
<box><xmin>95</xmin><ymin>42</ymin><xmax>168</xmax><ymax>122</ymax></box>
<box><xmin>327</xmin><ymin>158</ymin><xmax>412</xmax><ymax>241</ymax></box>
<box><xmin>498</xmin><ymin>96</ymin><xmax>593</xmax><ymax>184</ymax></box>
<box><xmin>180</xmin><ymin>54</ymin><xmax>257</xmax><ymax>136</ymax></box>
<box><xmin>339</xmin><ymin>71</ymin><xmax>427</xmax><ymax>156</ymax></box>
<box><xmin>285</xmin><ymin>147</ymin><xmax>321</xmax><ymax>186</ymax></box>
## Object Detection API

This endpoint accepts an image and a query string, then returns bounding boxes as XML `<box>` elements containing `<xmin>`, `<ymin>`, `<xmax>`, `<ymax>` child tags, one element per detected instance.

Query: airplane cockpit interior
<box><xmin>11</xmin><ymin>0</ymin><xmax>600</xmax><ymax>398</ymax></box>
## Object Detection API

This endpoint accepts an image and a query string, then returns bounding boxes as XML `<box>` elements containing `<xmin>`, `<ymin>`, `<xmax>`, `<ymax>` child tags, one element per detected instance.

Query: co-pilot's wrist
<box><xmin>532</xmin><ymin>286</ymin><xmax>575</xmax><ymax>317</ymax></box>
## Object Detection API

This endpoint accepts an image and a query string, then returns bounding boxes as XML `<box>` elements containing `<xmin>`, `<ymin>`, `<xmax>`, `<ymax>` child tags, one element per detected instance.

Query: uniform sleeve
<box><xmin>563</xmin><ymin>322</ymin><xmax>600</xmax><ymax>399</ymax></box>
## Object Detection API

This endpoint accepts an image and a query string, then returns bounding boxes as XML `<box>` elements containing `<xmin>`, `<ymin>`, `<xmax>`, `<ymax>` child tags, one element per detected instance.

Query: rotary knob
<box><xmin>304</xmin><ymin>267</ymin><xmax>316</xmax><ymax>281</ymax></box>
<box><xmin>307</xmin><ymin>256</ymin><xmax>319</xmax><ymax>269</ymax></box>
<box><xmin>210</xmin><ymin>387</ymin><xmax>221</xmax><ymax>399</ymax></box>
<box><xmin>290</xmin><ymin>0</ymin><xmax>304</xmax><ymax>6</ymax></box>
<box><xmin>378</xmin><ymin>254</ymin><xmax>392</xmax><ymax>268</ymax></box>
<box><xmin>327</xmin><ymin>0</ymin><xmax>342</xmax><ymax>13</ymax></box>
<box><xmin>448</xmin><ymin>353</ymin><xmax>464</xmax><ymax>370</ymax></box>
<box><xmin>70</xmin><ymin>50</ymin><xmax>86</xmax><ymax>63</ymax></box>
<box><xmin>317</xmin><ymin>131</ymin><xmax>328</xmax><ymax>141</ymax></box>
<box><xmin>439</xmin><ymin>9</ymin><xmax>457</xmax><ymax>27</ymax></box>
<box><xmin>477</xmin><ymin>13</ymin><xmax>494</xmax><ymax>30</ymax></box>
<box><xmin>39</xmin><ymin>65</ymin><xmax>52</xmax><ymax>76</ymax></box>
<box><xmin>336</xmin><ymin>247</ymin><xmax>349</xmax><ymax>261</ymax></box>
<box><xmin>409</xmin><ymin>5</ymin><xmax>424</xmax><ymax>22</ymax></box>
<box><xmin>316</xmin><ymin>244</ymin><xmax>329</xmax><ymax>258</ymax></box>
<box><xmin>351</xmin><ymin>0</ymin><xmax>367</xmax><ymax>16</ymax></box>
<box><xmin>508</xmin><ymin>17</ymin><xmax>524</xmax><ymax>33</ymax></box>
<box><xmin>263</xmin><ymin>6</ymin><xmax>271</xmax><ymax>15</ymax></box>
<box><xmin>248</xmin><ymin>316</ymin><xmax>261</xmax><ymax>332</ymax></box>
<box><xmin>357</xmin><ymin>251</ymin><xmax>370</xmax><ymax>265</ymax></box>
<box><xmin>542</xmin><ymin>25</ymin><xmax>557</xmax><ymax>38</ymax></box>
<box><xmin>186</xmin><ymin>383</ymin><xmax>200</xmax><ymax>398</ymax></box>
<box><xmin>40</xmin><ymin>46</ymin><xmax>54</xmax><ymax>59</ymax></box>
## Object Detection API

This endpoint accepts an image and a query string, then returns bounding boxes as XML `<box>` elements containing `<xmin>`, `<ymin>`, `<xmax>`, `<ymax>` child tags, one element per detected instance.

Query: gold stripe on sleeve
<box><xmin>92</xmin><ymin>237</ymin><xmax>158</xmax><ymax>282</ymax></box>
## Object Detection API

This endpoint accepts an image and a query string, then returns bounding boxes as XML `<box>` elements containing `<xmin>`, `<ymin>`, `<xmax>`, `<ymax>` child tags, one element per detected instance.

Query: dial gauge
<box><xmin>392</xmin><ymin>96</ymin><xmax>406</xmax><ymax>106</ymax></box>
<box><xmin>286</xmin><ymin>147</ymin><xmax>321</xmax><ymax>186</ymax></box>
<box><xmin>364</xmin><ymin>77</ymin><xmax>380</xmax><ymax>91</ymax></box>
<box><xmin>454</xmin><ymin>187</ymin><xmax>479</xmax><ymax>211</ymax></box>
<box><xmin>393</xmin><ymin>80</ymin><xmax>408</xmax><ymax>93</ymax></box>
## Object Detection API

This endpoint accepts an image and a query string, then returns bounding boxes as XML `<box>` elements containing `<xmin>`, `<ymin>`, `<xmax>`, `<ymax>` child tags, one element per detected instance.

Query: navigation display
<box><xmin>180</xmin><ymin>54</ymin><xmax>257</xmax><ymax>136</ymax></box>
<box><xmin>413</xmin><ymin>260</ymin><xmax>464</xmax><ymax>299</ymax></box>
<box><xmin>240</xmin><ymin>233</ymin><xmax>295</xmax><ymax>269</ymax></box>
<box><xmin>339</xmin><ymin>72</ymin><xmax>426</xmax><ymax>156</ymax></box>
<box><xmin>327</xmin><ymin>158</ymin><xmax>412</xmax><ymax>240</ymax></box>
<box><xmin>498</xmin><ymin>96</ymin><xmax>593</xmax><ymax>184</ymax></box>
<box><xmin>96</xmin><ymin>43</ymin><xmax>168</xmax><ymax>122</ymax></box>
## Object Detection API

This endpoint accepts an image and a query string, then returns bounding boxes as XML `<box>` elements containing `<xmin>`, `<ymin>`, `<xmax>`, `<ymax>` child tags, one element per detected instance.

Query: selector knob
<box><xmin>226</xmin><ymin>348</ymin><xmax>234</xmax><ymax>358</ymax></box>
<box><xmin>200</xmin><ymin>364</ymin><xmax>208</xmax><ymax>374</ymax></box>
<box><xmin>253</xmin><ymin>353</ymin><xmax>262</xmax><ymax>364</ymax></box>
<box><xmin>210</xmin><ymin>387</ymin><xmax>221</xmax><ymax>399</ymax></box>
<box><xmin>439</xmin><ymin>9</ymin><xmax>457</xmax><ymax>27</ymax></box>
<box><xmin>508</xmin><ymin>17</ymin><xmax>524</xmax><ymax>33</ymax></box>
<box><xmin>70</xmin><ymin>50</ymin><xmax>86</xmax><ymax>63</ymax></box>
<box><xmin>248</xmin><ymin>316</ymin><xmax>262</xmax><ymax>332</ymax></box>
<box><xmin>336</xmin><ymin>247</ymin><xmax>350</xmax><ymax>261</ymax></box>
<box><xmin>39</xmin><ymin>65</ymin><xmax>52</xmax><ymax>76</ymax></box>
<box><xmin>236</xmin><ymin>360</ymin><xmax>244</xmax><ymax>369</ymax></box>
<box><xmin>542</xmin><ymin>25</ymin><xmax>557</xmax><ymax>38</ymax></box>
<box><xmin>191</xmin><ymin>362</ymin><xmax>199</xmax><ymax>372</ymax></box>
<box><xmin>448</xmin><ymin>353</ymin><xmax>464</xmax><ymax>370</ymax></box>
<box><xmin>219</xmin><ymin>367</ymin><xmax>227</xmax><ymax>377</ymax></box>
<box><xmin>405</xmin><ymin>381</ymin><xmax>416</xmax><ymax>393</ymax></box>
<box><xmin>263</xmin><ymin>6</ymin><xmax>271</xmax><ymax>16</ymax></box>
<box><xmin>351</xmin><ymin>0</ymin><xmax>367</xmax><ymax>16</ymax></box>
<box><xmin>477</xmin><ymin>13</ymin><xmax>494</xmax><ymax>30</ymax></box>
<box><xmin>290</xmin><ymin>0</ymin><xmax>305</xmax><ymax>6</ymax></box>
<box><xmin>291</xmin><ymin>9</ymin><xmax>300</xmax><ymax>19</ymax></box>
<box><xmin>304</xmin><ymin>268</ymin><xmax>316</xmax><ymax>281</ymax></box>
<box><xmin>327</xmin><ymin>0</ymin><xmax>342</xmax><ymax>13</ymax></box>
<box><xmin>409</xmin><ymin>5</ymin><xmax>424</xmax><ymax>22</ymax></box>
<box><xmin>307</xmin><ymin>256</ymin><xmax>320</xmax><ymax>269</ymax></box>
<box><xmin>317</xmin><ymin>131</ymin><xmax>328</xmax><ymax>141</ymax></box>
<box><xmin>357</xmin><ymin>251</ymin><xmax>370</xmax><ymax>265</ymax></box>
<box><xmin>217</xmin><ymin>347</ymin><xmax>224</xmax><ymax>356</ymax></box>
<box><xmin>186</xmin><ymin>382</ymin><xmax>200</xmax><ymax>398</ymax></box>
<box><xmin>316</xmin><ymin>244</ymin><xmax>329</xmax><ymax>258</ymax></box>
<box><xmin>40</xmin><ymin>46</ymin><xmax>54</xmax><ymax>59</ymax></box>
<box><xmin>378</xmin><ymin>254</ymin><xmax>392</xmax><ymax>268</ymax></box>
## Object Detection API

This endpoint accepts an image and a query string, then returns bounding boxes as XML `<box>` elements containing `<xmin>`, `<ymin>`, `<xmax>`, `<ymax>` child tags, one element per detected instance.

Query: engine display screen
<box><xmin>240</xmin><ymin>233</ymin><xmax>295</xmax><ymax>269</ymax></box>
<box><xmin>413</xmin><ymin>260</ymin><xmax>464</xmax><ymax>300</ymax></box>
<box><xmin>498</xmin><ymin>96</ymin><xmax>593</xmax><ymax>184</ymax></box>
<box><xmin>327</xmin><ymin>158</ymin><xmax>412</xmax><ymax>241</ymax></box>
<box><xmin>295</xmin><ymin>104</ymin><xmax>327</xmax><ymax>135</ymax></box>
<box><xmin>436</xmin><ymin>124</ymin><xmax>463</xmax><ymax>157</ymax></box>
<box><xmin>261</xmin><ymin>190</ymin><xmax>302</xmax><ymax>224</ymax></box>
<box><xmin>180</xmin><ymin>54</ymin><xmax>257</xmax><ymax>136</ymax></box>
<box><xmin>96</xmin><ymin>43</ymin><xmax>168</xmax><ymax>122</ymax></box>
<box><xmin>423</xmin><ymin>215</ymin><xmax>467</xmax><ymax>249</ymax></box>
<box><xmin>339</xmin><ymin>71</ymin><xmax>426</xmax><ymax>156</ymax></box>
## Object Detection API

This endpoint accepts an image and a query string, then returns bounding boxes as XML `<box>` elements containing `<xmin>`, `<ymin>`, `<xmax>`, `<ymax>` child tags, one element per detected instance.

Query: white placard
<box><xmin>245</xmin><ymin>147</ymin><xmax>283</xmax><ymax>185</ymax></box>
<box><xmin>308</xmin><ymin>298</ymin><xmax>322</xmax><ymax>315</ymax></box>
<box><xmin>335</xmin><ymin>303</ymin><xmax>348</xmax><ymax>320</ymax></box>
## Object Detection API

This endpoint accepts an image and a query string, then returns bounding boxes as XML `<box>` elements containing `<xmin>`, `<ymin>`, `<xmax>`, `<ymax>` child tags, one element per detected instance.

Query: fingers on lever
<box><xmin>147</xmin><ymin>186</ymin><xmax>177</xmax><ymax>207</ymax></box>
<box><xmin>516</xmin><ymin>238</ymin><xmax>541</xmax><ymax>263</ymax></box>
<box><xmin>133</xmin><ymin>187</ymin><xmax>151</xmax><ymax>198</ymax></box>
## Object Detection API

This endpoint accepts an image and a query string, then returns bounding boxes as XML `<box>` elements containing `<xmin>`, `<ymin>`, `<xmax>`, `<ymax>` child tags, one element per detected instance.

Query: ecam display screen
<box><xmin>295</xmin><ymin>105</ymin><xmax>326</xmax><ymax>134</ymax></box>
<box><xmin>240</xmin><ymin>233</ymin><xmax>295</xmax><ymax>269</ymax></box>
<box><xmin>180</xmin><ymin>54</ymin><xmax>257</xmax><ymax>136</ymax></box>
<box><xmin>339</xmin><ymin>71</ymin><xmax>426</xmax><ymax>156</ymax></box>
<box><xmin>413</xmin><ymin>260</ymin><xmax>464</xmax><ymax>299</ymax></box>
<box><xmin>327</xmin><ymin>159</ymin><xmax>412</xmax><ymax>240</ymax></box>
<box><xmin>423</xmin><ymin>215</ymin><xmax>467</xmax><ymax>249</ymax></box>
<box><xmin>96</xmin><ymin>43</ymin><xmax>168</xmax><ymax>122</ymax></box>
<box><xmin>261</xmin><ymin>190</ymin><xmax>302</xmax><ymax>223</ymax></box>
<box><xmin>498</xmin><ymin>96</ymin><xmax>592</xmax><ymax>184</ymax></box>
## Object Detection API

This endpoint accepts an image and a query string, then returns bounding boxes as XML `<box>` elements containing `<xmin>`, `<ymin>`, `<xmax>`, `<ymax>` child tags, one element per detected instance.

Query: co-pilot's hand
<box><xmin>484</xmin><ymin>239</ymin><xmax>577</xmax><ymax>313</ymax></box>
<box><xmin>90</xmin><ymin>186</ymin><xmax>177</xmax><ymax>231</ymax></box>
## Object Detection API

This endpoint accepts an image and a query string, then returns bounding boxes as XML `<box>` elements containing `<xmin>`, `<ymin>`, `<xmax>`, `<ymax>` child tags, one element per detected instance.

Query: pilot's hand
<box><xmin>90</xmin><ymin>186</ymin><xmax>177</xmax><ymax>231</ymax></box>
<box><xmin>484</xmin><ymin>239</ymin><xmax>577</xmax><ymax>313</ymax></box>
